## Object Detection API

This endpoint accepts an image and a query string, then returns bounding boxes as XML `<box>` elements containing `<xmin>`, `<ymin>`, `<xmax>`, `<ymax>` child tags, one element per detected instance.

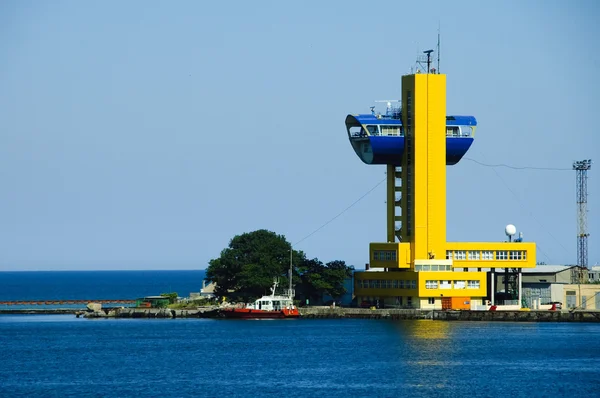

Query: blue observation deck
<box><xmin>345</xmin><ymin>106</ymin><xmax>477</xmax><ymax>166</ymax></box>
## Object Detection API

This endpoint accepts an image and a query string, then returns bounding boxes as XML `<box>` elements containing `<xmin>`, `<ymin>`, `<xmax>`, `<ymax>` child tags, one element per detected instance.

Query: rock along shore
<box><xmin>2</xmin><ymin>306</ymin><xmax>599</xmax><ymax>322</ymax></box>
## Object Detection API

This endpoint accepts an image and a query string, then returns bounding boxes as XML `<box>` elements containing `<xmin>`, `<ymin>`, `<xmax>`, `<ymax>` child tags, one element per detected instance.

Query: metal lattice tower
<box><xmin>573</xmin><ymin>159</ymin><xmax>592</xmax><ymax>269</ymax></box>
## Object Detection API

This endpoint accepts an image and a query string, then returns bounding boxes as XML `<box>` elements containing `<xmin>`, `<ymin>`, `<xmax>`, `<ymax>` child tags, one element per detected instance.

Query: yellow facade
<box><xmin>400</xmin><ymin>74</ymin><xmax>447</xmax><ymax>262</ymax></box>
<box><xmin>446</xmin><ymin>242</ymin><xmax>537</xmax><ymax>268</ymax></box>
<box><xmin>356</xmin><ymin>72</ymin><xmax>537</xmax><ymax>309</ymax></box>
<box><xmin>354</xmin><ymin>269</ymin><xmax>487</xmax><ymax>307</ymax></box>
<box><xmin>563</xmin><ymin>284</ymin><xmax>600</xmax><ymax>309</ymax></box>
<box><xmin>369</xmin><ymin>242</ymin><xmax>411</xmax><ymax>268</ymax></box>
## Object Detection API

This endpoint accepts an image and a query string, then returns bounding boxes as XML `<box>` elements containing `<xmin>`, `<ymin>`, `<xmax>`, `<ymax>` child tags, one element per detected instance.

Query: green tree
<box><xmin>323</xmin><ymin>260</ymin><xmax>354</xmax><ymax>299</ymax></box>
<box><xmin>205</xmin><ymin>229</ymin><xmax>303</xmax><ymax>302</ymax></box>
<box><xmin>160</xmin><ymin>292</ymin><xmax>178</xmax><ymax>304</ymax></box>
<box><xmin>296</xmin><ymin>258</ymin><xmax>354</xmax><ymax>304</ymax></box>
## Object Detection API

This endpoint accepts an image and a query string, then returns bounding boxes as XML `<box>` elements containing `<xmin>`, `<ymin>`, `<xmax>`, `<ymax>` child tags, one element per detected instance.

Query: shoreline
<box><xmin>2</xmin><ymin>307</ymin><xmax>600</xmax><ymax>322</ymax></box>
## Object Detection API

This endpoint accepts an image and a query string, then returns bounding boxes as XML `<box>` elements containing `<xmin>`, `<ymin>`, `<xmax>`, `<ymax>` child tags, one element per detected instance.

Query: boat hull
<box><xmin>221</xmin><ymin>308</ymin><xmax>300</xmax><ymax>319</ymax></box>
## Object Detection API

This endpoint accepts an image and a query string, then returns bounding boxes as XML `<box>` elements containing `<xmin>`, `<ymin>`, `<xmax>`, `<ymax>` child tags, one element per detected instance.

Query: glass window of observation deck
<box><xmin>381</xmin><ymin>125</ymin><xmax>402</xmax><ymax>136</ymax></box>
<box><xmin>446</xmin><ymin>126</ymin><xmax>459</xmax><ymax>137</ymax></box>
<box><xmin>366</xmin><ymin>125</ymin><xmax>379</xmax><ymax>135</ymax></box>
<box><xmin>460</xmin><ymin>126</ymin><xmax>473</xmax><ymax>137</ymax></box>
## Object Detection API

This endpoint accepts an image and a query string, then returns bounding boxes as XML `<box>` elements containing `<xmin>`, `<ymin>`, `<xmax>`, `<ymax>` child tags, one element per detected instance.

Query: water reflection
<box><xmin>390</xmin><ymin>320</ymin><xmax>459</xmax><ymax>392</ymax></box>
<box><xmin>400</xmin><ymin>320</ymin><xmax>452</xmax><ymax>340</ymax></box>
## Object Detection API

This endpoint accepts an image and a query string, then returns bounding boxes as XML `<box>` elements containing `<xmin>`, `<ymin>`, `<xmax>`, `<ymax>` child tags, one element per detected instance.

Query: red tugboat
<box><xmin>222</xmin><ymin>257</ymin><xmax>299</xmax><ymax>319</ymax></box>
<box><xmin>221</xmin><ymin>279</ymin><xmax>299</xmax><ymax>319</ymax></box>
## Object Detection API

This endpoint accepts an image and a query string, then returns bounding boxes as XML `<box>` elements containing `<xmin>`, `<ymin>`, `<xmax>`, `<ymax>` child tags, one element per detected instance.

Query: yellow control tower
<box><xmin>346</xmin><ymin>67</ymin><xmax>536</xmax><ymax>310</ymax></box>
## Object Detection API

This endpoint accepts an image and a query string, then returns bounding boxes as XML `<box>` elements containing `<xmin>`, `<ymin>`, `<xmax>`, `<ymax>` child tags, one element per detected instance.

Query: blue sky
<box><xmin>1</xmin><ymin>0</ymin><xmax>598</xmax><ymax>271</ymax></box>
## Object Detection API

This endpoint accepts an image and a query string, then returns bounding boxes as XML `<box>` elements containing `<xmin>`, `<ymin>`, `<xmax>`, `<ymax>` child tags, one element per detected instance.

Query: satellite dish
<box><xmin>505</xmin><ymin>224</ymin><xmax>517</xmax><ymax>237</ymax></box>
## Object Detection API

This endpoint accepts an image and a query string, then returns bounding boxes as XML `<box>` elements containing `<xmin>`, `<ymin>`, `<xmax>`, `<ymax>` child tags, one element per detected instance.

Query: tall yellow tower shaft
<box><xmin>401</xmin><ymin>74</ymin><xmax>447</xmax><ymax>262</ymax></box>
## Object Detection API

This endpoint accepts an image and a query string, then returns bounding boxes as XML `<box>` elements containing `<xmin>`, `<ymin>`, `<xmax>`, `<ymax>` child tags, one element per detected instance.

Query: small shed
<box><xmin>135</xmin><ymin>296</ymin><xmax>170</xmax><ymax>308</ymax></box>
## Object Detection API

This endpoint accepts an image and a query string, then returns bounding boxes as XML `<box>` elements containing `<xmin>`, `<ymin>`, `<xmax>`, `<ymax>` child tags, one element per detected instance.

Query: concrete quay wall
<box><xmin>299</xmin><ymin>307</ymin><xmax>600</xmax><ymax>322</ymax></box>
<box><xmin>3</xmin><ymin>307</ymin><xmax>600</xmax><ymax>322</ymax></box>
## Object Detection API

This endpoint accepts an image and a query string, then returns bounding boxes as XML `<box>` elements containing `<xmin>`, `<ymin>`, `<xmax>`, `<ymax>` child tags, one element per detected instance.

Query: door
<box><xmin>566</xmin><ymin>291</ymin><xmax>577</xmax><ymax>309</ymax></box>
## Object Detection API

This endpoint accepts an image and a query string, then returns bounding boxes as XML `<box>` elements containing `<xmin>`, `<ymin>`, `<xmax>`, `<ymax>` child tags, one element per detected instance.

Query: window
<box><xmin>497</xmin><ymin>251</ymin><xmax>508</xmax><ymax>260</ymax></box>
<box><xmin>366</xmin><ymin>125</ymin><xmax>379</xmax><ymax>136</ymax></box>
<box><xmin>430</xmin><ymin>265</ymin><xmax>439</xmax><ymax>271</ymax></box>
<box><xmin>381</xmin><ymin>125</ymin><xmax>401</xmax><ymax>136</ymax></box>
<box><xmin>440</xmin><ymin>280</ymin><xmax>452</xmax><ymax>289</ymax></box>
<box><xmin>411</xmin><ymin>280</ymin><xmax>416</xmax><ymax>289</ymax></box>
<box><xmin>454</xmin><ymin>251</ymin><xmax>466</xmax><ymax>260</ymax></box>
<box><xmin>468</xmin><ymin>251</ymin><xmax>480</xmax><ymax>260</ymax></box>
<box><xmin>428</xmin><ymin>298</ymin><xmax>435</xmax><ymax>305</ymax></box>
<box><xmin>446</xmin><ymin>126</ymin><xmax>459</xmax><ymax>137</ymax></box>
<box><xmin>446</xmin><ymin>250</ymin><xmax>452</xmax><ymax>260</ymax></box>
<box><xmin>510</xmin><ymin>251</ymin><xmax>523</xmax><ymax>260</ymax></box>
<box><xmin>407</xmin><ymin>296</ymin><xmax>413</xmax><ymax>307</ymax></box>
<box><xmin>399</xmin><ymin>280</ymin><xmax>405</xmax><ymax>289</ymax></box>
<box><xmin>455</xmin><ymin>280</ymin><xmax>466</xmax><ymax>289</ymax></box>
<box><xmin>482</xmin><ymin>251</ymin><xmax>493</xmax><ymax>260</ymax></box>
<box><xmin>467</xmin><ymin>280</ymin><xmax>480</xmax><ymax>289</ymax></box>
<box><xmin>392</xmin><ymin>280</ymin><xmax>398</xmax><ymax>288</ymax></box>
<box><xmin>460</xmin><ymin>126</ymin><xmax>473</xmax><ymax>137</ymax></box>
<box><xmin>426</xmin><ymin>280</ymin><xmax>438</xmax><ymax>289</ymax></box>
<box><xmin>374</xmin><ymin>250</ymin><xmax>397</xmax><ymax>262</ymax></box>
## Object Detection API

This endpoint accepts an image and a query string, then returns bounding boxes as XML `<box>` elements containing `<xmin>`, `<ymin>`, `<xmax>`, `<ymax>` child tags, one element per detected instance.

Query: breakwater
<box><xmin>82</xmin><ymin>306</ymin><xmax>220</xmax><ymax>318</ymax></box>
<box><xmin>3</xmin><ymin>306</ymin><xmax>600</xmax><ymax>322</ymax></box>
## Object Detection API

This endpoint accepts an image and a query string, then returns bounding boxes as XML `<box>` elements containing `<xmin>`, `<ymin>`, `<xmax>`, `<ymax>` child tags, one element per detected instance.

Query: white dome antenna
<box><xmin>505</xmin><ymin>224</ymin><xmax>517</xmax><ymax>242</ymax></box>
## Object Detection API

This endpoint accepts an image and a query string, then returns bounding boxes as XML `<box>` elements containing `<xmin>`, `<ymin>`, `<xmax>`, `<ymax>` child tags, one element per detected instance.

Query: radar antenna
<box><xmin>423</xmin><ymin>50</ymin><xmax>433</xmax><ymax>74</ymax></box>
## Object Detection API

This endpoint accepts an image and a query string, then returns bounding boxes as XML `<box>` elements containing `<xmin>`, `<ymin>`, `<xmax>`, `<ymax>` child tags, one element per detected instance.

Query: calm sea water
<box><xmin>1</xmin><ymin>316</ymin><xmax>600</xmax><ymax>397</ymax></box>
<box><xmin>1</xmin><ymin>272</ymin><xmax>600</xmax><ymax>397</ymax></box>
<box><xmin>0</xmin><ymin>270</ymin><xmax>207</xmax><ymax>303</ymax></box>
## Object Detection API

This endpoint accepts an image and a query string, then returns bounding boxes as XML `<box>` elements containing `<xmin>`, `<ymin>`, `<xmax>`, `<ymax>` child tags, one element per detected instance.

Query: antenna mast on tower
<box><xmin>437</xmin><ymin>25</ymin><xmax>440</xmax><ymax>73</ymax></box>
<box><xmin>573</xmin><ymin>159</ymin><xmax>592</xmax><ymax>269</ymax></box>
